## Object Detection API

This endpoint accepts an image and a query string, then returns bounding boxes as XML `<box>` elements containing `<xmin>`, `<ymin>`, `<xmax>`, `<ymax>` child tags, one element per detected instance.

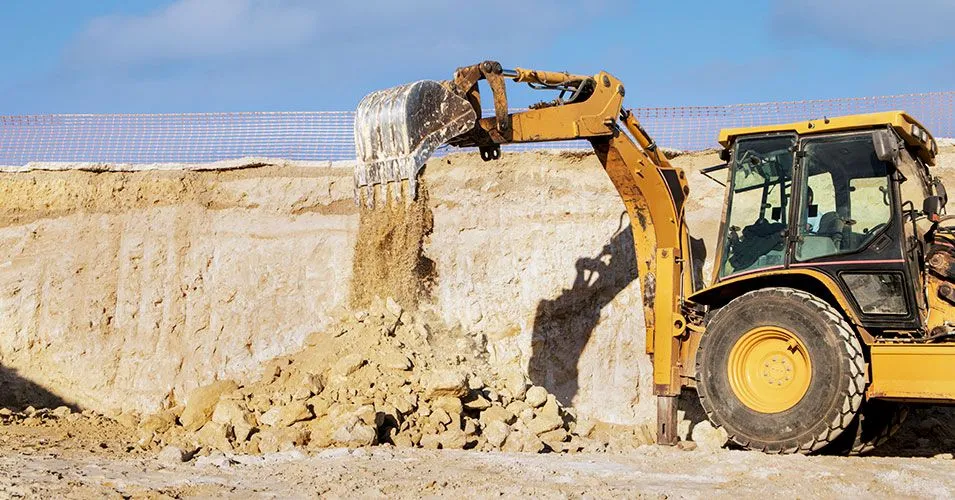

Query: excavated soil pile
<box><xmin>134</xmin><ymin>299</ymin><xmax>651</xmax><ymax>456</ymax></box>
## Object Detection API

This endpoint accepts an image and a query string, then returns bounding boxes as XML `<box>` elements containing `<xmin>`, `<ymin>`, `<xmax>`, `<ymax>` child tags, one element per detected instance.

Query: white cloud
<box><xmin>771</xmin><ymin>0</ymin><xmax>955</xmax><ymax>49</ymax></box>
<box><xmin>67</xmin><ymin>0</ymin><xmax>321</xmax><ymax>65</ymax></box>
<box><xmin>65</xmin><ymin>0</ymin><xmax>611</xmax><ymax>68</ymax></box>
<box><xmin>48</xmin><ymin>0</ymin><xmax>616</xmax><ymax>110</ymax></box>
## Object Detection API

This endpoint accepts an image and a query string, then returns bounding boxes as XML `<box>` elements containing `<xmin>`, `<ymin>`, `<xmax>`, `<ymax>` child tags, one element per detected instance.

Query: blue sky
<box><xmin>2</xmin><ymin>0</ymin><xmax>954</xmax><ymax>114</ymax></box>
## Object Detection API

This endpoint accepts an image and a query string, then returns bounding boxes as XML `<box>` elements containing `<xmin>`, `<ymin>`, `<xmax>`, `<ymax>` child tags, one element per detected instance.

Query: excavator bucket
<box><xmin>353</xmin><ymin>80</ymin><xmax>477</xmax><ymax>204</ymax></box>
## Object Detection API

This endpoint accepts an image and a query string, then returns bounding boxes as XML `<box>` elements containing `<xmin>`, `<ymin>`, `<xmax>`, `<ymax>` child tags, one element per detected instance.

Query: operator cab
<box><xmin>712</xmin><ymin>112</ymin><xmax>943</xmax><ymax>334</ymax></box>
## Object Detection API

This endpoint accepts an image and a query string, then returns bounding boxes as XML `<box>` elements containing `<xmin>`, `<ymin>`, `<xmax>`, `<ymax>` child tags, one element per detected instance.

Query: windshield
<box><xmin>719</xmin><ymin>135</ymin><xmax>796</xmax><ymax>278</ymax></box>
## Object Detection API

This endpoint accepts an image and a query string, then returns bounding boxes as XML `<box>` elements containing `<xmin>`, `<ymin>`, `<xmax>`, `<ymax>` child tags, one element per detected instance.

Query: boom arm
<box><xmin>354</xmin><ymin>60</ymin><xmax>700</xmax><ymax>444</ymax></box>
<box><xmin>448</xmin><ymin>61</ymin><xmax>700</xmax><ymax>443</ymax></box>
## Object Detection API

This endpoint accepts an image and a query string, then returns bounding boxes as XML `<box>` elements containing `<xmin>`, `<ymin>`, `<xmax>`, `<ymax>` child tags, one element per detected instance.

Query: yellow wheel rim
<box><xmin>728</xmin><ymin>326</ymin><xmax>812</xmax><ymax>414</ymax></box>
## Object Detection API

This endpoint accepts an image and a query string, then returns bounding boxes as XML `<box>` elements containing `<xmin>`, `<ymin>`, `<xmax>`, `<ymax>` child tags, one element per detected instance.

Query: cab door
<box><xmin>792</xmin><ymin>131</ymin><xmax>920</xmax><ymax>330</ymax></box>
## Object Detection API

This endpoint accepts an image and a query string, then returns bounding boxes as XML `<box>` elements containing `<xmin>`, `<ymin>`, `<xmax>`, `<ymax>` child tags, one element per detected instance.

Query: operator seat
<box><xmin>816</xmin><ymin>211</ymin><xmax>846</xmax><ymax>248</ymax></box>
<box><xmin>798</xmin><ymin>211</ymin><xmax>845</xmax><ymax>260</ymax></box>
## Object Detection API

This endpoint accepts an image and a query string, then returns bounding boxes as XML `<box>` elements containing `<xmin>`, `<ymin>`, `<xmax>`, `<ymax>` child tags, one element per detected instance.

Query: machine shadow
<box><xmin>528</xmin><ymin>221</ymin><xmax>637</xmax><ymax>407</ymax></box>
<box><xmin>0</xmin><ymin>364</ymin><xmax>77</xmax><ymax>412</ymax></box>
<box><xmin>868</xmin><ymin>406</ymin><xmax>955</xmax><ymax>458</ymax></box>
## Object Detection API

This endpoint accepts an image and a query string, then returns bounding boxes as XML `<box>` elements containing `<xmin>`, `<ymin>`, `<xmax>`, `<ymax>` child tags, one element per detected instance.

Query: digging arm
<box><xmin>446</xmin><ymin>61</ymin><xmax>700</xmax><ymax>444</ymax></box>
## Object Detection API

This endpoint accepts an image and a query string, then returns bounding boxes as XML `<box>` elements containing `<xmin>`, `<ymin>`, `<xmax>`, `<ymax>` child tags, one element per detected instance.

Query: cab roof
<box><xmin>718</xmin><ymin>111</ymin><xmax>937</xmax><ymax>166</ymax></box>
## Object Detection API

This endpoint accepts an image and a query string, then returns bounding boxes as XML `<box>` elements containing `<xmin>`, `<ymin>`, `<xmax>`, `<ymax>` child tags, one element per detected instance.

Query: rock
<box><xmin>480</xmin><ymin>405</ymin><xmax>516</xmax><ymax>426</ymax></box>
<box><xmin>506</xmin><ymin>400</ymin><xmax>531</xmax><ymax>417</ymax></box>
<box><xmin>385</xmin><ymin>297</ymin><xmax>403</xmax><ymax>319</ymax></box>
<box><xmin>463</xmin><ymin>418</ymin><xmax>479</xmax><ymax>436</ymax></box>
<box><xmin>463</xmin><ymin>394</ymin><xmax>491</xmax><ymax>411</ymax></box>
<box><xmin>539</xmin><ymin>395</ymin><xmax>561</xmax><ymax>419</ymax></box>
<box><xmin>392</xmin><ymin>432</ymin><xmax>415</xmax><ymax>448</ymax></box>
<box><xmin>211</xmin><ymin>400</ymin><xmax>253</xmax><ymax>427</ymax></box>
<box><xmin>329</xmin><ymin>354</ymin><xmax>366</xmax><ymax>384</ymax></box>
<box><xmin>354</xmin><ymin>405</ymin><xmax>378</xmax><ymax>426</ymax></box>
<box><xmin>0</xmin><ymin>409</ymin><xmax>11</xmax><ymax>417</ymax></box>
<box><xmin>157</xmin><ymin>445</ymin><xmax>190</xmax><ymax>465</ymax></box>
<box><xmin>438</xmin><ymin>429</ymin><xmax>469</xmax><ymax>449</ymax></box>
<box><xmin>424</xmin><ymin>370</ymin><xmax>468</xmax><ymax>399</ymax></box>
<box><xmin>527</xmin><ymin>396</ymin><xmax>564</xmax><ymax>435</ymax></box>
<box><xmin>288</xmin><ymin>372</ymin><xmax>324</xmax><ymax>400</ymax></box>
<box><xmin>419</xmin><ymin>433</ymin><xmax>442</xmax><ymax>449</ymax></box>
<box><xmin>276</xmin><ymin>401</ymin><xmax>313</xmax><ymax>427</ymax></box>
<box><xmin>484</xmin><ymin>420</ymin><xmax>510</xmax><ymax>448</ymax></box>
<box><xmin>259</xmin><ymin>407</ymin><xmax>282</xmax><ymax>427</ymax></box>
<box><xmin>573</xmin><ymin>418</ymin><xmax>596</xmax><ymax>438</ymax></box>
<box><xmin>501</xmin><ymin>371</ymin><xmax>528</xmax><ymax>400</ymax></box>
<box><xmin>677</xmin><ymin>440</ymin><xmax>698</xmax><ymax>452</ymax></box>
<box><xmin>380</xmin><ymin>352</ymin><xmax>413</xmax><ymax>371</ymax></box>
<box><xmin>51</xmin><ymin>406</ymin><xmax>72</xmax><ymax>418</ymax></box>
<box><xmin>258</xmin><ymin>427</ymin><xmax>308</xmax><ymax>453</ymax></box>
<box><xmin>521</xmin><ymin>434</ymin><xmax>546</xmax><ymax>453</ymax></box>
<box><xmin>333</xmin><ymin>424</ymin><xmax>377</xmax><ymax>448</ymax></box>
<box><xmin>690</xmin><ymin>421</ymin><xmax>728</xmax><ymax>451</ymax></box>
<box><xmin>524</xmin><ymin>386</ymin><xmax>548</xmax><ymax>408</ymax></box>
<box><xmin>502</xmin><ymin>430</ymin><xmax>544</xmax><ymax>453</ymax></box>
<box><xmin>115</xmin><ymin>412</ymin><xmax>140</xmax><ymax>429</ymax></box>
<box><xmin>180</xmin><ymin>381</ymin><xmax>239</xmax><ymax>432</ymax></box>
<box><xmin>211</xmin><ymin>400</ymin><xmax>257</xmax><ymax>442</ymax></box>
<box><xmin>468</xmin><ymin>376</ymin><xmax>485</xmax><ymax>391</ymax></box>
<box><xmin>933</xmin><ymin>453</ymin><xmax>954</xmax><ymax>460</ymax></box>
<box><xmin>392</xmin><ymin>394</ymin><xmax>416</xmax><ymax>415</ymax></box>
<box><xmin>431</xmin><ymin>408</ymin><xmax>452</xmax><ymax>426</ymax></box>
<box><xmin>540</xmin><ymin>428</ymin><xmax>568</xmax><ymax>450</ymax></box>
<box><xmin>139</xmin><ymin>411</ymin><xmax>178</xmax><ymax>435</ymax></box>
<box><xmin>528</xmin><ymin>414</ymin><xmax>563</xmax><ymax>435</ymax></box>
<box><xmin>196</xmin><ymin>422</ymin><xmax>234</xmax><ymax>452</ymax></box>
<box><xmin>431</xmin><ymin>396</ymin><xmax>463</xmax><ymax>416</ymax></box>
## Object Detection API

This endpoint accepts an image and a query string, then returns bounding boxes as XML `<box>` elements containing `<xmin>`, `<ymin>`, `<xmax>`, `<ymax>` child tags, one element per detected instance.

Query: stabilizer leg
<box><xmin>656</xmin><ymin>395</ymin><xmax>678</xmax><ymax>445</ymax></box>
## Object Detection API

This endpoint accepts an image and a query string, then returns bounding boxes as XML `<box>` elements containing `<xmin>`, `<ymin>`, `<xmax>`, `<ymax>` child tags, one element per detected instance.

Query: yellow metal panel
<box><xmin>688</xmin><ymin>268</ymin><xmax>864</xmax><ymax>325</ymax></box>
<box><xmin>718</xmin><ymin>111</ymin><xmax>936</xmax><ymax>165</ymax></box>
<box><xmin>869</xmin><ymin>343</ymin><xmax>955</xmax><ymax>402</ymax></box>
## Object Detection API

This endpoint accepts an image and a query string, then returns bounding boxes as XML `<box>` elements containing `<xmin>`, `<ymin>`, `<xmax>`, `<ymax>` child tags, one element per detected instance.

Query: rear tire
<box><xmin>696</xmin><ymin>287</ymin><xmax>866</xmax><ymax>454</ymax></box>
<box><xmin>825</xmin><ymin>400</ymin><xmax>909</xmax><ymax>456</ymax></box>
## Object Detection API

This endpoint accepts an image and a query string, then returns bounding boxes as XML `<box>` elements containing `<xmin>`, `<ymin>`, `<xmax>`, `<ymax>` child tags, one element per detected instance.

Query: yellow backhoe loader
<box><xmin>354</xmin><ymin>60</ymin><xmax>954</xmax><ymax>454</ymax></box>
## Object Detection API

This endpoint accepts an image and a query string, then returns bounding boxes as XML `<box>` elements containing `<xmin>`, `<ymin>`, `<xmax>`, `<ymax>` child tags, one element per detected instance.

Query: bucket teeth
<box><xmin>353</xmin><ymin>80</ymin><xmax>476</xmax><ymax>205</ymax></box>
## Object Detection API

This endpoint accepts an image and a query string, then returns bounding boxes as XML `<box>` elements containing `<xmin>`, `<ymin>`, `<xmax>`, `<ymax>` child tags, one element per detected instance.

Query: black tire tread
<box><xmin>848</xmin><ymin>404</ymin><xmax>909</xmax><ymax>456</ymax></box>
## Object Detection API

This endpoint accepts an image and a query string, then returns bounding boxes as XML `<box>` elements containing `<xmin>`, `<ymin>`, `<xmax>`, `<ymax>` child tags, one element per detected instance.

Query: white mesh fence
<box><xmin>1</xmin><ymin>92</ymin><xmax>952</xmax><ymax>165</ymax></box>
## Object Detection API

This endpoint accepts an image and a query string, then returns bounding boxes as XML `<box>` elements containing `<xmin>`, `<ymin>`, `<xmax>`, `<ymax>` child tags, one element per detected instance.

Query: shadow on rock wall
<box><xmin>0</xmin><ymin>364</ymin><xmax>76</xmax><ymax>411</ymax></box>
<box><xmin>528</xmin><ymin>216</ymin><xmax>636</xmax><ymax>407</ymax></box>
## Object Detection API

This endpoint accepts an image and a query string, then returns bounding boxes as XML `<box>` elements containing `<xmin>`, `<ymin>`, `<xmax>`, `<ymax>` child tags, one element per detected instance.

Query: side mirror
<box><xmin>873</xmin><ymin>130</ymin><xmax>900</xmax><ymax>163</ymax></box>
<box><xmin>719</xmin><ymin>149</ymin><xmax>731</xmax><ymax>162</ymax></box>
<box><xmin>934</xmin><ymin>177</ymin><xmax>948</xmax><ymax>208</ymax></box>
<box><xmin>924</xmin><ymin>196</ymin><xmax>942</xmax><ymax>222</ymax></box>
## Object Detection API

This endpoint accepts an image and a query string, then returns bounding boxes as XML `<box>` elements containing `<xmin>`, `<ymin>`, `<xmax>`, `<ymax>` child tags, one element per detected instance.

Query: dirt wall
<box><xmin>0</xmin><ymin>165</ymin><xmax>358</xmax><ymax>412</ymax></box>
<box><xmin>0</xmin><ymin>146</ymin><xmax>951</xmax><ymax>426</ymax></box>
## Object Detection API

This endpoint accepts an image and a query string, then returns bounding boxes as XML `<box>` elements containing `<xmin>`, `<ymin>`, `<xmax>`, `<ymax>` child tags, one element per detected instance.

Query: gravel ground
<box><xmin>3</xmin><ymin>444</ymin><xmax>955</xmax><ymax>499</ymax></box>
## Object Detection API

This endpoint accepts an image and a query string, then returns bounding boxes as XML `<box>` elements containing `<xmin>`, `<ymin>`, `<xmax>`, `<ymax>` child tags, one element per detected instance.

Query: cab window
<box><xmin>796</xmin><ymin>134</ymin><xmax>892</xmax><ymax>261</ymax></box>
<box><xmin>719</xmin><ymin>136</ymin><xmax>795</xmax><ymax>278</ymax></box>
